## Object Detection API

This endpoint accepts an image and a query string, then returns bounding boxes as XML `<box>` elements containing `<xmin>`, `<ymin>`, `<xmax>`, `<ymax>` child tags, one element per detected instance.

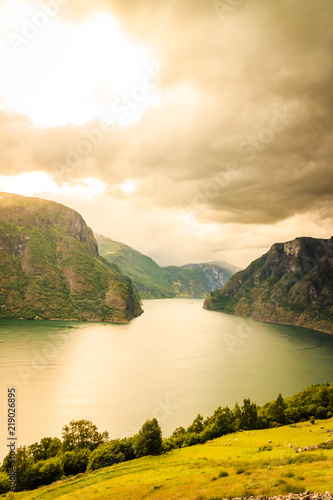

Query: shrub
<box><xmin>0</xmin><ymin>471</ymin><xmax>11</xmax><ymax>494</ymax></box>
<box><xmin>218</xmin><ymin>470</ymin><xmax>229</xmax><ymax>478</ymax></box>
<box><xmin>39</xmin><ymin>456</ymin><xmax>64</xmax><ymax>485</ymax></box>
<box><xmin>61</xmin><ymin>448</ymin><xmax>91</xmax><ymax>476</ymax></box>
<box><xmin>87</xmin><ymin>439</ymin><xmax>135</xmax><ymax>471</ymax></box>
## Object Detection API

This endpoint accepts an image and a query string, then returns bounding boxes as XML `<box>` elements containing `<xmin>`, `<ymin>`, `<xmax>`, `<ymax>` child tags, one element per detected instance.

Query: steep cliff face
<box><xmin>204</xmin><ymin>237</ymin><xmax>333</xmax><ymax>334</ymax></box>
<box><xmin>0</xmin><ymin>193</ymin><xmax>142</xmax><ymax>322</ymax></box>
<box><xmin>182</xmin><ymin>261</ymin><xmax>241</xmax><ymax>292</ymax></box>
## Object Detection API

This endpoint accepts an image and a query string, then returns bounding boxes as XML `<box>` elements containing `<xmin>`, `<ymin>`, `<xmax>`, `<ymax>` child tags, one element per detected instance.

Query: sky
<box><xmin>0</xmin><ymin>0</ymin><xmax>332</xmax><ymax>268</ymax></box>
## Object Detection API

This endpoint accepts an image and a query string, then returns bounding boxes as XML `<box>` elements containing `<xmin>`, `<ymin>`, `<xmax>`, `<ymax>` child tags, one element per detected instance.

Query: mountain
<box><xmin>0</xmin><ymin>193</ymin><xmax>142</xmax><ymax>322</ymax></box>
<box><xmin>96</xmin><ymin>235</ymin><xmax>239</xmax><ymax>299</ymax></box>
<box><xmin>204</xmin><ymin>237</ymin><xmax>333</xmax><ymax>334</ymax></box>
<box><xmin>182</xmin><ymin>261</ymin><xmax>241</xmax><ymax>293</ymax></box>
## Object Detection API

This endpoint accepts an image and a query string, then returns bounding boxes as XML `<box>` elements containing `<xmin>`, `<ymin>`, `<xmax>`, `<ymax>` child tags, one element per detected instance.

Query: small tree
<box><xmin>62</xmin><ymin>420</ymin><xmax>109</xmax><ymax>451</ymax></box>
<box><xmin>133</xmin><ymin>418</ymin><xmax>162</xmax><ymax>457</ymax></box>
<box><xmin>270</xmin><ymin>393</ymin><xmax>286</xmax><ymax>425</ymax></box>
<box><xmin>240</xmin><ymin>398</ymin><xmax>258</xmax><ymax>430</ymax></box>
<box><xmin>187</xmin><ymin>414</ymin><xmax>204</xmax><ymax>434</ymax></box>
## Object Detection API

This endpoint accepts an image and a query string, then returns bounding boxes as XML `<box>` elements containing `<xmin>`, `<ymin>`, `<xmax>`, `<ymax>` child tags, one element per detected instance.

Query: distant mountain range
<box><xmin>0</xmin><ymin>193</ymin><xmax>142</xmax><ymax>322</ymax></box>
<box><xmin>96</xmin><ymin>235</ymin><xmax>241</xmax><ymax>300</ymax></box>
<box><xmin>204</xmin><ymin>237</ymin><xmax>333</xmax><ymax>334</ymax></box>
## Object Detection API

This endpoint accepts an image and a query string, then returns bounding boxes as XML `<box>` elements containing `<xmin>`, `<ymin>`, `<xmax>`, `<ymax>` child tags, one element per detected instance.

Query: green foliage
<box><xmin>39</xmin><ymin>456</ymin><xmax>64</xmax><ymax>486</ymax></box>
<box><xmin>0</xmin><ymin>471</ymin><xmax>10</xmax><ymax>494</ymax></box>
<box><xmin>62</xmin><ymin>420</ymin><xmax>109</xmax><ymax>452</ymax></box>
<box><xmin>87</xmin><ymin>439</ymin><xmax>135</xmax><ymax>471</ymax></box>
<box><xmin>260</xmin><ymin>383</ymin><xmax>333</xmax><ymax>425</ymax></box>
<box><xmin>61</xmin><ymin>448</ymin><xmax>91</xmax><ymax>476</ymax></box>
<box><xmin>187</xmin><ymin>414</ymin><xmax>204</xmax><ymax>434</ymax></box>
<box><xmin>29</xmin><ymin>437</ymin><xmax>62</xmax><ymax>462</ymax></box>
<box><xmin>133</xmin><ymin>418</ymin><xmax>163</xmax><ymax>457</ymax></box>
<box><xmin>23</xmin><ymin>456</ymin><xmax>64</xmax><ymax>490</ymax></box>
<box><xmin>240</xmin><ymin>398</ymin><xmax>258</xmax><ymax>430</ymax></box>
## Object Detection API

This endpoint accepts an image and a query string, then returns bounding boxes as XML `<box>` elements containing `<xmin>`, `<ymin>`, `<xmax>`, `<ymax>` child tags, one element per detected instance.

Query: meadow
<box><xmin>10</xmin><ymin>418</ymin><xmax>333</xmax><ymax>500</ymax></box>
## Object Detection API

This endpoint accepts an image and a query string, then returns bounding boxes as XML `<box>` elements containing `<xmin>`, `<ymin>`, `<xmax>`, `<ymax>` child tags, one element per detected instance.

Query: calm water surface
<box><xmin>1</xmin><ymin>298</ymin><xmax>333</xmax><ymax>460</ymax></box>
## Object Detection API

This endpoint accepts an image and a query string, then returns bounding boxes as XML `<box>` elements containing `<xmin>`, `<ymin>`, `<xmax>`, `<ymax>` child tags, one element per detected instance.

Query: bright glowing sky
<box><xmin>0</xmin><ymin>0</ymin><xmax>332</xmax><ymax>268</ymax></box>
<box><xmin>0</xmin><ymin>3</ymin><xmax>156</xmax><ymax>127</ymax></box>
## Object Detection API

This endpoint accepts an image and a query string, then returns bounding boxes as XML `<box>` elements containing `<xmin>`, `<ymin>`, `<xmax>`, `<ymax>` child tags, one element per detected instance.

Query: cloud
<box><xmin>0</xmin><ymin>0</ymin><xmax>332</xmax><ymax>266</ymax></box>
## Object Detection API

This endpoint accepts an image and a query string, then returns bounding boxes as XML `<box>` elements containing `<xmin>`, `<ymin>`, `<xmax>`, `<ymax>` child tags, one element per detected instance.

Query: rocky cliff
<box><xmin>182</xmin><ymin>261</ymin><xmax>241</xmax><ymax>293</ymax></box>
<box><xmin>203</xmin><ymin>237</ymin><xmax>333</xmax><ymax>334</ymax></box>
<box><xmin>0</xmin><ymin>193</ymin><xmax>142</xmax><ymax>322</ymax></box>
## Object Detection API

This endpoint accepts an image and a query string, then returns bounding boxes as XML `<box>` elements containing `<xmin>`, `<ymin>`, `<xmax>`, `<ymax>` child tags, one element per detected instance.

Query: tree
<box><xmin>270</xmin><ymin>393</ymin><xmax>286</xmax><ymax>425</ymax></box>
<box><xmin>133</xmin><ymin>418</ymin><xmax>162</xmax><ymax>457</ymax></box>
<box><xmin>62</xmin><ymin>420</ymin><xmax>109</xmax><ymax>451</ymax></box>
<box><xmin>62</xmin><ymin>449</ymin><xmax>91</xmax><ymax>476</ymax></box>
<box><xmin>87</xmin><ymin>439</ymin><xmax>135</xmax><ymax>471</ymax></box>
<box><xmin>209</xmin><ymin>406</ymin><xmax>236</xmax><ymax>437</ymax></box>
<box><xmin>233</xmin><ymin>402</ymin><xmax>242</xmax><ymax>429</ymax></box>
<box><xmin>2</xmin><ymin>446</ymin><xmax>33</xmax><ymax>491</ymax></box>
<box><xmin>24</xmin><ymin>457</ymin><xmax>64</xmax><ymax>490</ymax></box>
<box><xmin>29</xmin><ymin>437</ymin><xmax>62</xmax><ymax>462</ymax></box>
<box><xmin>187</xmin><ymin>414</ymin><xmax>204</xmax><ymax>434</ymax></box>
<box><xmin>240</xmin><ymin>399</ymin><xmax>258</xmax><ymax>430</ymax></box>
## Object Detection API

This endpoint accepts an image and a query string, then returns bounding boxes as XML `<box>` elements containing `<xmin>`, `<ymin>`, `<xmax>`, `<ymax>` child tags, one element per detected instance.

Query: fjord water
<box><xmin>1</xmin><ymin>298</ymin><xmax>333</xmax><ymax>460</ymax></box>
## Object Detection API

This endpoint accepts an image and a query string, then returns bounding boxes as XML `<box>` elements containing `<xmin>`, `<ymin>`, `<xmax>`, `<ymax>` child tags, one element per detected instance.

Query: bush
<box><xmin>87</xmin><ymin>439</ymin><xmax>135</xmax><ymax>471</ymax></box>
<box><xmin>62</xmin><ymin>448</ymin><xmax>91</xmax><ymax>476</ymax></box>
<box><xmin>218</xmin><ymin>470</ymin><xmax>229</xmax><ymax>478</ymax></box>
<box><xmin>0</xmin><ymin>471</ymin><xmax>11</xmax><ymax>494</ymax></box>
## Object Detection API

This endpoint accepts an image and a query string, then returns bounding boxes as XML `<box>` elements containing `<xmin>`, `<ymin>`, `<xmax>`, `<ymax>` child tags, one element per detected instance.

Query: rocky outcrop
<box><xmin>0</xmin><ymin>193</ymin><xmax>143</xmax><ymax>322</ymax></box>
<box><xmin>182</xmin><ymin>261</ymin><xmax>241</xmax><ymax>292</ymax></box>
<box><xmin>204</xmin><ymin>237</ymin><xmax>333</xmax><ymax>334</ymax></box>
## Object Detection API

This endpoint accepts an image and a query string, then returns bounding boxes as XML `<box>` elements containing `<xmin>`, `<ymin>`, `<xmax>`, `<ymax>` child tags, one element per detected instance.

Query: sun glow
<box><xmin>120</xmin><ymin>180</ymin><xmax>136</xmax><ymax>194</ymax></box>
<box><xmin>0</xmin><ymin>172</ymin><xmax>106</xmax><ymax>197</ymax></box>
<box><xmin>0</xmin><ymin>3</ymin><xmax>159</xmax><ymax>127</ymax></box>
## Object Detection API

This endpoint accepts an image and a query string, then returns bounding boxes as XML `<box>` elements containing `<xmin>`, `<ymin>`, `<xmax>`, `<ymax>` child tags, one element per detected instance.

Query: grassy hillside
<box><xmin>96</xmin><ymin>235</ymin><xmax>209</xmax><ymax>299</ymax></box>
<box><xmin>0</xmin><ymin>194</ymin><xmax>142</xmax><ymax>322</ymax></box>
<box><xmin>14</xmin><ymin>419</ymin><xmax>333</xmax><ymax>499</ymax></box>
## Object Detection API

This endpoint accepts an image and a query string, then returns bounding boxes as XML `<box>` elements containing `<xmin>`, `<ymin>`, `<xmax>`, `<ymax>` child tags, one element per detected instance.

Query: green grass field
<box><xmin>9</xmin><ymin>418</ymin><xmax>333</xmax><ymax>500</ymax></box>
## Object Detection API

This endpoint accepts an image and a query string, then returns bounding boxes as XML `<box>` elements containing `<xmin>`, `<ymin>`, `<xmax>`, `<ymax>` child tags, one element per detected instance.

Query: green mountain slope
<box><xmin>0</xmin><ymin>193</ymin><xmax>142</xmax><ymax>322</ymax></box>
<box><xmin>96</xmin><ymin>234</ymin><xmax>176</xmax><ymax>298</ymax></box>
<box><xmin>204</xmin><ymin>237</ymin><xmax>333</xmax><ymax>334</ymax></box>
<box><xmin>96</xmin><ymin>235</ymin><xmax>238</xmax><ymax>299</ymax></box>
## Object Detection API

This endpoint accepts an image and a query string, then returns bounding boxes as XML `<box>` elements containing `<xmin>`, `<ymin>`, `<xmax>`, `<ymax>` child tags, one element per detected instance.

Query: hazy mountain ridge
<box><xmin>96</xmin><ymin>235</ymin><xmax>238</xmax><ymax>299</ymax></box>
<box><xmin>204</xmin><ymin>237</ymin><xmax>333</xmax><ymax>334</ymax></box>
<box><xmin>182</xmin><ymin>261</ymin><xmax>241</xmax><ymax>293</ymax></box>
<box><xmin>0</xmin><ymin>193</ymin><xmax>142</xmax><ymax>322</ymax></box>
